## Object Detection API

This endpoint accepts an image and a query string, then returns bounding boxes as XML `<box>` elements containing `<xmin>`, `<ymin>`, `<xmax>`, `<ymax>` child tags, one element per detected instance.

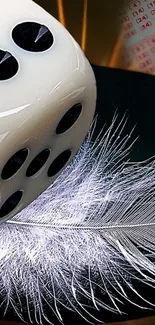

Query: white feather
<box><xmin>0</xmin><ymin>115</ymin><xmax>155</xmax><ymax>324</ymax></box>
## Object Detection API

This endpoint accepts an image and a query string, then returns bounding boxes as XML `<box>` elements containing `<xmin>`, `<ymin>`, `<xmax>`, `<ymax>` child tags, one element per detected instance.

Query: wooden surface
<box><xmin>1</xmin><ymin>317</ymin><xmax>155</xmax><ymax>325</ymax></box>
<box><xmin>108</xmin><ymin>317</ymin><xmax>155</xmax><ymax>324</ymax></box>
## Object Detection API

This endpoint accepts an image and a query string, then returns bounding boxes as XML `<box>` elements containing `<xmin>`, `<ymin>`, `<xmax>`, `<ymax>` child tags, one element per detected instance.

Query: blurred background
<box><xmin>36</xmin><ymin>0</ymin><xmax>155</xmax><ymax>75</ymax></box>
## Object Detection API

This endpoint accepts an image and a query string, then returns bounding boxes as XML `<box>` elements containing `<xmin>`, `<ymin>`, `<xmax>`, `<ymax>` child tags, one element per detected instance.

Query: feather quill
<box><xmin>0</xmin><ymin>115</ymin><xmax>155</xmax><ymax>324</ymax></box>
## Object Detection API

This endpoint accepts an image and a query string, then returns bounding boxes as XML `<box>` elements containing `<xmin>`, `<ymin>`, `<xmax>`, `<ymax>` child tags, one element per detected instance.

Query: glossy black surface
<box><xmin>56</xmin><ymin>103</ymin><xmax>82</xmax><ymax>134</ymax></box>
<box><xmin>48</xmin><ymin>150</ymin><xmax>72</xmax><ymax>177</ymax></box>
<box><xmin>0</xmin><ymin>50</ymin><xmax>18</xmax><ymax>80</ymax></box>
<box><xmin>1</xmin><ymin>149</ymin><xmax>28</xmax><ymax>180</ymax></box>
<box><xmin>26</xmin><ymin>149</ymin><xmax>50</xmax><ymax>177</ymax></box>
<box><xmin>93</xmin><ymin>65</ymin><xmax>155</xmax><ymax>162</ymax></box>
<box><xmin>12</xmin><ymin>22</ymin><xmax>54</xmax><ymax>52</ymax></box>
<box><xmin>0</xmin><ymin>191</ymin><xmax>23</xmax><ymax>218</ymax></box>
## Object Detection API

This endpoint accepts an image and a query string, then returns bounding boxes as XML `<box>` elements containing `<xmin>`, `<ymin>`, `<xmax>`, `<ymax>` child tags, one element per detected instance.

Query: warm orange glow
<box><xmin>108</xmin><ymin>29</ymin><xmax>125</xmax><ymax>68</ymax></box>
<box><xmin>57</xmin><ymin>0</ymin><xmax>66</xmax><ymax>27</ymax></box>
<box><xmin>81</xmin><ymin>0</ymin><xmax>88</xmax><ymax>52</ymax></box>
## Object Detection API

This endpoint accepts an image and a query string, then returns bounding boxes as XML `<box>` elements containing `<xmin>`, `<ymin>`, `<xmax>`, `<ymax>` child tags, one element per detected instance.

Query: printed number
<box><xmin>147</xmin><ymin>1</ymin><xmax>155</xmax><ymax>8</ymax></box>
<box><xmin>136</xmin><ymin>52</ymin><xmax>148</xmax><ymax>61</ymax></box>
<box><xmin>145</xmin><ymin>67</ymin><xmax>155</xmax><ymax>73</ymax></box>
<box><xmin>139</xmin><ymin>59</ymin><xmax>152</xmax><ymax>68</ymax></box>
<box><xmin>119</xmin><ymin>16</ymin><xmax>130</xmax><ymax>24</ymax></box>
<box><xmin>125</xmin><ymin>30</ymin><xmax>137</xmax><ymax>39</ymax></box>
<box><xmin>140</xmin><ymin>21</ymin><xmax>152</xmax><ymax>30</ymax></box>
<box><xmin>124</xmin><ymin>22</ymin><xmax>133</xmax><ymax>30</ymax></box>
<box><xmin>129</xmin><ymin>1</ymin><xmax>141</xmax><ymax>10</ymax></box>
<box><xmin>136</xmin><ymin>14</ymin><xmax>148</xmax><ymax>23</ymax></box>
<box><xmin>133</xmin><ymin>7</ymin><xmax>144</xmax><ymax>16</ymax></box>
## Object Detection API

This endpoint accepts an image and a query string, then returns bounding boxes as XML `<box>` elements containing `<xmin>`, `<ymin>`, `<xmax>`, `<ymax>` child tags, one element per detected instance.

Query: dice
<box><xmin>0</xmin><ymin>0</ymin><xmax>96</xmax><ymax>223</ymax></box>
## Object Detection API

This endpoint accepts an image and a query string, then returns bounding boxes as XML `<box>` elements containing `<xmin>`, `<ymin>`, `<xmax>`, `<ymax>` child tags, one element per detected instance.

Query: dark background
<box><xmin>93</xmin><ymin>65</ymin><xmax>155</xmax><ymax>162</ymax></box>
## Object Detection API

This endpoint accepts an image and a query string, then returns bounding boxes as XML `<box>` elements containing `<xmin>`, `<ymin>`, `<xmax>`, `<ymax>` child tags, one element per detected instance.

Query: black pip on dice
<box><xmin>0</xmin><ymin>0</ymin><xmax>96</xmax><ymax>222</ymax></box>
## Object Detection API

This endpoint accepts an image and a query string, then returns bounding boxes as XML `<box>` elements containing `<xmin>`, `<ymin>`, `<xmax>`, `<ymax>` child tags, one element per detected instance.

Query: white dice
<box><xmin>0</xmin><ymin>0</ymin><xmax>96</xmax><ymax>222</ymax></box>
